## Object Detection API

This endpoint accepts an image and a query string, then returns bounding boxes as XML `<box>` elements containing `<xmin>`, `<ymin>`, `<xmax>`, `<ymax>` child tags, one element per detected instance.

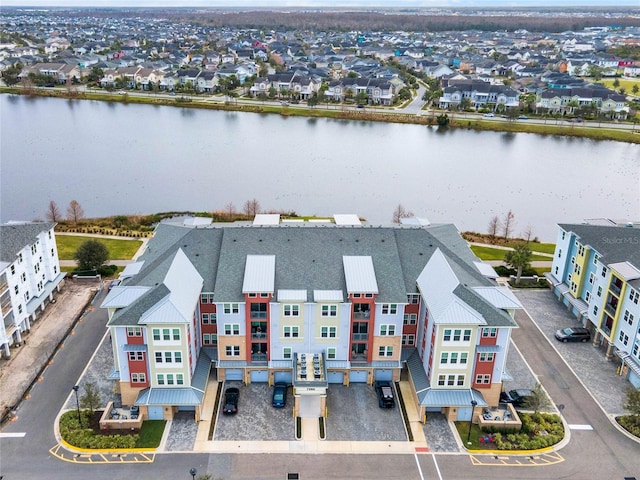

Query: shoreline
<box><xmin>3</xmin><ymin>87</ymin><xmax>639</xmax><ymax>145</ymax></box>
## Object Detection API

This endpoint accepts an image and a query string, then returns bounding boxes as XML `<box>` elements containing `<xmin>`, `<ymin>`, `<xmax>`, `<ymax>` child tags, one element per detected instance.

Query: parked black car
<box><xmin>222</xmin><ymin>387</ymin><xmax>240</xmax><ymax>415</ymax></box>
<box><xmin>555</xmin><ymin>327</ymin><xmax>591</xmax><ymax>343</ymax></box>
<box><xmin>272</xmin><ymin>382</ymin><xmax>287</xmax><ymax>408</ymax></box>
<box><xmin>500</xmin><ymin>388</ymin><xmax>533</xmax><ymax>408</ymax></box>
<box><xmin>375</xmin><ymin>381</ymin><xmax>395</xmax><ymax>408</ymax></box>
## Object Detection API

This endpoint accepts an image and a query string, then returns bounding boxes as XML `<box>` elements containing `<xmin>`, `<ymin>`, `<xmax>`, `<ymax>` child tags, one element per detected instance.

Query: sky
<box><xmin>1</xmin><ymin>1</ymin><xmax>638</xmax><ymax>8</ymax></box>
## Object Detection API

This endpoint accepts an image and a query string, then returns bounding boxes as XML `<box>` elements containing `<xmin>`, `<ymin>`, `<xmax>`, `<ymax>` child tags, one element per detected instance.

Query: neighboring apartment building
<box><xmin>438</xmin><ymin>80</ymin><xmax>520</xmax><ymax>110</ymax></box>
<box><xmin>546</xmin><ymin>221</ymin><xmax>640</xmax><ymax>388</ymax></box>
<box><xmin>0</xmin><ymin>222</ymin><xmax>65</xmax><ymax>358</ymax></box>
<box><xmin>101</xmin><ymin>215</ymin><xmax>520</xmax><ymax>423</ymax></box>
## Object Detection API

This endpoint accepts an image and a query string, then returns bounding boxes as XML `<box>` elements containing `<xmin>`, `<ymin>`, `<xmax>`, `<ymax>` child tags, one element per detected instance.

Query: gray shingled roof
<box><xmin>108</xmin><ymin>283</ymin><xmax>170</xmax><ymax>327</ymax></box>
<box><xmin>0</xmin><ymin>222</ymin><xmax>55</xmax><ymax>263</ymax></box>
<box><xmin>453</xmin><ymin>284</ymin><xmax>517</xmax><ymax>328</ymax></box>
<box><xmin>559</xmin><ymin>223</ymin><xmax>640</xmax><ymax>268</ymax></box>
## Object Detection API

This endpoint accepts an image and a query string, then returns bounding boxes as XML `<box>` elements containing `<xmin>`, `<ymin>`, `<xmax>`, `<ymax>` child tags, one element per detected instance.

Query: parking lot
<box><xmin>325</xmin><ymin>383</ymin><xmax>407</xmax><ymax>441</ymax></box>
<box><xmin>214</xmin><ymin>381</ymin><xmax>295</xmax><ymax>441</ymax></box>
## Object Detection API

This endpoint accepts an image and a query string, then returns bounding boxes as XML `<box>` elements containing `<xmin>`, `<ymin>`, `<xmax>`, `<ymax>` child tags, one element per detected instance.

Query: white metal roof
<box><xmin>609</xmin><ymin>261</ymin><xmax>640</xmax><ymax>281</ymax></box>
<box><xmin>333</xmin><ymin>214</ymin><xmax>361</xmax><ymax>226</ymax></box>
<box><xmin>120</xmin><ymin>261</ymin><xmax>145</xmax><ymax>278</ymax></box>
<box><xmin>473</xmin><ymin>286</ymin><xmax>522</xmax><ymax>309</ymax></box>
<box><xmin>473</xmin><ymin>261</ymin><xmax>499</xmax><ymax>279</ymax></box>
<box><xmin>342</xmin><ymin>256</ymin><xmax>378</xmax><ymax>294</ymax></box>
<box><xmin>277</xmin><ymin>289</ymin><xmax>307</xmax><ymax>301</ymax></box>
<box><xmin>400</xmin><ymin>216</ymin><xmax>431</xmax><ymax>226</ymax></box>
<box><xmin>313</xmin><ymin>290</ymin><xmax>344</xmax><ymax>302</ymax></box>
<box><xmin>308</xmin><ymin>219</ymin><xmax>331</xmax><ymax>223</ymax></box>
<box><xmin>183</xmin><ymin>217</ymin><xmax>212</xmax><ymax>226</ymax></box>
<box><xmin>242</xmin><ymin>255</ymin><xmax>275</xmax><ymax>293</ymax></box>
<box><xmin>253</xmin><ymin>214</ymin><xmax>280</xmax><ymax>225</ymax></box>
<box><xmin>101</xmin><ymin>285</ymin><xmax>151</xmax><ymax>308</ymax></box>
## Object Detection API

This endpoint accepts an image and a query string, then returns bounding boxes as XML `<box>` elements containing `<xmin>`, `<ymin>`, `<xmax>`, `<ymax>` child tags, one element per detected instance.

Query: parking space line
<box><xmin>414</xmin><ymin>453</ymin><xmax>425</xmax><ymax>480</ymax></box>
<box><xmin>568</xmin><ymin>424</ymin><xmax>593</xmax><ymax>430</ymax></box>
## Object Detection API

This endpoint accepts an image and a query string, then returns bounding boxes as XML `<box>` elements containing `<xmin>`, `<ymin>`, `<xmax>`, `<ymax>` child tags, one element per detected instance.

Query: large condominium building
<box><xmin>101</xmin><ymin>215</ymin><xmax>521</xmax><ymax>422</ymax></box>
<box><xmin>546</xmin><ymin>220</ymin><xmax>640</xmax><ymax>388</ymax></box>
<box><xmin>0</xmin><ymin>222</ymin><xmax>64</xmax><ymax>358</ymax></box>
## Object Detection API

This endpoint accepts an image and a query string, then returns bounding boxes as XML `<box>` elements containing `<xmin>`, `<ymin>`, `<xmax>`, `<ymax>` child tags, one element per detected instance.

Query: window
<box><xmin>619</xmin><ymin>331</ymin><xmax>629</xmax><ymax>346</ymax></box>
<box><xmin>327</xmin><ymin>347</ymin><xmax>336</xmax><ymax>359</ymax></box>
<box><xmin>248</xmin><ymin>293</ymin><xmax>257</xmax><ymax>298</ymax></box>
<box><xmin>378</xmin><ymin>346</ymin><xmax>393</xmax><ymax>357</ymax></box>
<box><xmin>224</xmin><ymin>324</ymin><xmax>240</xmax><ymax>335</ymax></box>
<box><xmin>460</xmin><ymin>352</ymin><xmax>468</xmax><ymax>364</ymax></box>
<box><xmin>321</xmin><ymin>305</ymin><xmax>337</xmax><ymax>317</ymax></box>
<box><xmin>601</xmin><ymin>266</ymin><xmax>607</xmax><ymax>278</ymax></box>
<box><xmin>450</xmin><ymin>352</ymin><xmax>459</xmax><ymax>364</ymax></box>
<box><xmin>175</xmin><ymin>351</ymin><xmax>182</xmax><ymax>363</ymax></box>
<box><xmin>457</xmin><ymin>375</ymin><xmax>465</xmax><ymax>386</ymax></box>
<box><xmin>593</xmin><ymin>305</ymin><xmax>598</xmax><ymax>315</ymax></box>
<box><xmin>402</xmin><ymin>334</ymin><xmax>415</xmax><ymax>346</ymax></box>
<box><xmin>321</xmin><ymin>326</ymin><xmax>337</xmax><ymax>338</ymax></box>
<box><xmin>164</xmin><ymin>351</ymin><xmax>172</xmax><ymax>363</ymax></box>
<box><xmin>24</xmin><ymin>291</ymin><xmax>30</xmax><ymax>301</ymax></box>
<box><xmin>624</xmin><ymin>310</ymin><xmax>635</xmax><ymax>326</ymax></box>
<box><xmin>585</xmin><ymin>291</ymin><xmax>591</xmax><ymax>303</ymax></box>
<box><xmin>225</xmin><ymin>345</ymin><xmax>240</xmax><ymax>357</ymax></box>
<box><xmin>10</xmin><ymin>265</ymin><xmax>15</xmax><ymax>275</ymax></box>
<box><xmin>17</xmin><ymin>304</ymin><xmax>23</xmax><ymax>314</ymax></box>
<box><xmin>155</xmin><ymin>352</ymin><xmax>163</xmax><ymax>363</ymax></box>
<box><xmin>202</xmin><ymin>313</ymin><xmax>210</xmax><ymax>324</ymax></box>
<box><xmin>593</xmin><ymin>254</ymin><xmax>599</xmax><ymax>265</ymax></box>
<box><xmin>597</xmin><ymin>286</ymin><xmax>602</xmax><ymax>297</ymax></box>
<box><xmin>578</xmin><ymin>244</ymin><xmax>585</xmax><ymax>256</ymax></box>
<box><xmin>200</xmin><ymin>293</ymin><xmax>214</xmax><ymax>303</ymax></box>
<box><xmin>453</xmin><ymin>330</ymin><xmax>461</xmax><ymax>341</ymax></box>
<box><xmin>365</xmin><ymin>293</ymin><xmax>373</xmax><ymax>298</ymax></box>
<box><xmin>14</xmin><ymin>285</ymin><xmax>19</xmax><ymax>295</ymax></box>
<box><xmin>562</xmin><ymin>231</ymin><xmax>566</xmax><ymax>240</ymax></box>
<box><xmin>128</xmin><ymin>352</ymin><xmax>143</xmax><ymax>361</ymax></box>
<box><xmin>463</xmin><ymin>329</ymin><xmax>471</xmax><ymax>341</ymax></box>
<box><xmin>407</xmin><ymin>294</ymin><xmax>420</xmax><ymax>304</ymax></box>
<box><xmin>589</xmin><ymin>273</ymin><xmax>595</xmax><ymax>284</ymax></box>
<box><xmin>557</xmin><ymin>249</ymin><xmax>562</xmax><ymax>258</ymax></box>
<box><xmin>630</xmin><ymin>290</ymin><xmax>639</xmax><ymax>305</ymax></box>
<box><xmin>283</xmin><ymin>347</ymin><xmax>292</xmax><ymax>359</ymax></box>
<box><xmin>157</xmin><ymin>374</ymin><xmax>165</xmax><ymax>385</ymax></box>
<box><xmin>443</xmin><ymin>329</ymin><xmax>452</xmax><ymax>341</ymax></box>
<box><xmin>223</xmin><ymin>303</ymin><xmax>239</xmax><ymax>314</ymax></box>
<box><xmin>479</xmin><ymin>352</ymin><xmax>495</xmax><ymax>362</ymax></box>
<box><xmin>203</xmin><ymin>334</ymin><xmax>213</xmax><ymax>345</ymax></box>
<box><xmin>127</xmin><ymin>327</ymin><xmax>142</xmax><ymax>337</ymax></box>
<box><xmin>153</xmin><ymin>329</ymin><xmax>161</xmax><ymax>341</ymax></box>
<box><xmin>476</xmin><ymin>374</ymin><xmax>491</xmax><ymax>384</ymax></box>
<box><xmin>403</xmin><ymin>314</ymin><xmax>417</xmax><ymax>325</ymax></box>
<box><xmin>438</xmin><ymin>375</ymin><xmax>446</xmax><ymax>386</ymax></box>
<box><xmin>284</xmin><ymin>326</ymin><xmax>299</xmax><ymax>338</ymax></box>
<box><xmin>380</xmin><ymin>324</ymin><xmax>395</xmax><ymax>336</ymax></box>
<box><xmin>21</xmin><ymin>272</ymin><xmax>26</xmax><ymax>283</ymax></box>
<box><xmin>447</xmin><ymin>375</ymin><xmax>455</xmax><ymax>386</ymax></box>
<box><xmin>440</xmin><ymin>352</ymin><xmax>449</xmax><ymax>364</ymax></box>
<box><xmin>166</xmin><ymin>374</ymin><xmax>174</xmax><ymax>385</ymax></box>
<box><xmin>163</xmin><ymin>329</ymin><xmax>171</xmax><ymax>341</ymax></box>
<box><xmin>381</xmin><ymin>304</ymin><xmax>397</xmax><ymax>315</ymax></box>
<box><xmin>571</xmin><ymin>256</ymin><xmax>575</xmax><ymax>265</ymax></box>
<box><xmin>131</xmin><ymin>373</ymin><xmax>146</xmax><ymax>383</ymax></box>
<box><xmin>172</xmin><ymin>329</ymin><xmax>180</xmax><ymax>340</ymax></box>
<box><xmin>482</xmin><ymin>328</ymin><xmax>497</xmax><ymax>338</ymax></box>
<box><xmin>284</xmin><ymin>304</ymin><xmax>300</xmax><ymax>317</ymax></box>
<box><xmin>177</xmin><ymin>374</ymin><xmax>184</xmax><ymax>385</ymax></box>
<box><xmin>260</xmin><ymin>292</ymin><xmax>269</xmax><ymax>298</ymax></box>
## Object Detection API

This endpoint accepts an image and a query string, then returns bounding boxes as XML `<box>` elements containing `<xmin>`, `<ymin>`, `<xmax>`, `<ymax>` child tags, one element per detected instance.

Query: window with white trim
<box><xmin>407</xmin><ymin>294</ymin><xmax>420</xmax><ymax>304</ymax></box>
<box><xmin>283</xmin><ymin>304</ymin><xmax>300</xmax><ymax>317</ymax></box>
<box><xmin>327</xmin><ymin>347</ymin><xmax>336</xmax><ymax>359</ymax></box>
<box><xmin>224</xmin><ymin>324</ymin><xmax>240</xmax><ymax>335</ymax></box>
<box><xmin>378</xmin><ymin>346</ymin><xmax>393</xmax><ymax>357</ymax></box>
<box><xmin>283</xmin><ymin>326</ymin><xmax>299</xmax><ymax>338</ymax></box>
<box><xmin>589</xmin><ymin>272</ymin><xmax>595</xmax><ymax>284</ymax></box>
<box><xmin>403</xmin><ymin>314</ymin><xmax>417</xmax><ymax>325</ymax></box>
<box><xmin>152</xmin><ymin>329</ymin><xmax>161</xmax><ymax>341</ymax></box>
<box><xmin>201</xmin><ymin>293</ymin><xmax>214</xmax><ymax>303</ymax></box>
<box><xmin>619</xmin><ymin>331</ymin><xmax>629</xmax><ymax>346</ymax></box>
<box><xmin>440</xmin><ymin>352</ymin><xmax>449</xmax><ymax>364</ymax></box>
<box><xmin>203</xmin><ymin>333</ymin><xmax>216</xmax><ymax>345</ymax></box>
<box><xmin>443</xmin><ymin>329</ymin><xmax>452</xmax><ymax>341</ymax></box>
<box><xmin>157</xmin><ymin>374</ymin><xmax>165</xmax><ymax>385</ymax></box>
<box><xmin>593</xmin><ymin>254</ymin><xmax>599</xmax><ymax>265</ymax></box>
<box><xmin>381</xmin><ymin>304</ymin><xmax>397</xmax><ymax>315</ymax></box>
<box><xmin>128</xmin><ymin>351</ymin><xmax>144</xmax><ymax>361</ymax></box>
<box><xmin>177</xmin><ymin>374</ymin><xmax>184</xmax><ymax>385</ymax></box>
<box><xmin>172</xmin><ymin>329</ymin><xmax>180</xmax><ymax>340</ymax></box>
<box><xmin>601</xmin><ymin>266</ymin><xmax>607</xmax><ymax>278</ymax></box>
<box><xmin>597</xmin><ymin>286</ymin><xmax>602</xmax><ymax>297</ymax></box>
<box><xmin>127</xmin><ymin>327</ymin><xmax>142</xmax><ymax>337</ymax></box>
<box><xmin>585</xmin><ymin>291</ymin><xmax>591</xmax><ymax>303</ymax></box>
<box><xmin>475</xmin><ymin>374</ymin><xmax>491</xmax><ymax>384</ymax></box>
<box><xmin>402</xmin><ymin>334</ymin><xmax>415</xmax><ymax>346</ymax></box>
<box><xmin>593</xmin><ymin>305</ymin><xmax>598</xmax><ymax>315</ymax></box>
<box><xmin>479</xmin><ymin>352</ymin><xmax>495</xmax><ymax>362</ymax></box>
<box><xmin>481</xmin><ymin>328</ymin><xmax>497</xmax><ymax>338</ymax></box>
<box><xmin>460</xmin><ymin>352</ymin><xmax>468</xmax><ymax>364</ymax></box>
<box><xmin>624</xmin><ymin>310</ymin><xmax>635</xmax><ymax>326</ymax></box>
<box><xmin>321</xmin><ymin>326</ymin><xmax>337</xmax><ymax>338</ymax></box>
<box><xmin>629</xmin><ymin>289</ymin><xmax>639</xmax><ymax>304</ymax></box>
<box><xmin>438</xmin><ymin>375</ymin><xmax>446</xmax><ymax>386</ymax></box>
<box><xmin>131</xmin><ymin>373</ymin><xmax>146</xmax><ymax>383</ymax></box>
<box><xmin>223</xmin><ymin>303</ymin><xmax>239</xmax><ymax>314</ymax></box>
<box><xmin>379</xmin><ymin>324</ymin><xmax>395</xmax><ymax>336</ymax></box>
<box><xmin>202</xmin><ymin>313</ymin><xmax>217</xmax><ymax>324</ymax></box>
<box><xmin>225</xmin><ymin>345</ymin><xmax>240</xmax><ymax>357</ymax></box>
<box><xmin>283</xmin><ymin>347</ymin><xmax>292</xmax><ymax>359</ymax></box>
<box><xmin>321</xmin><ymin>304</ymin><xmax>338</xmax><ymax>317</ymax></box>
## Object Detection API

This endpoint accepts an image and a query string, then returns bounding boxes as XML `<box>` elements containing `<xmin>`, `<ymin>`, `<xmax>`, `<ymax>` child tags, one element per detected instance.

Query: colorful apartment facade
<box><xmin>546</xmin><ymin>221</ymin><xmax>640</xmax><ymax>388</ymax></box>
<box><xmin>0</xmin><ymin>222</ymin><xmax>65</xmax><ymax>358</ymax></box>
<box><xmin>102</xmin><ymin>215</ymin><xmax>520</xmax><ymax>422</ymax></box>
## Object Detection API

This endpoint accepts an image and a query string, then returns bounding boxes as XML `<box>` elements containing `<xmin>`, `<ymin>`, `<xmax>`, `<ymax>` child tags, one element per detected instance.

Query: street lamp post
<box><xmin>467</xmin><ymin>399</ymin><xmax>478</xmax><ymax>445</ymax></box>
<box><xmin>189</xmin><ymin>467</ymin><xmax>197</xmax><ymax>480</ymax></box>
<box><xmin>72</xmin><ymin>385</ymin><xmax>82</xmax><ymax>427</ymax></box>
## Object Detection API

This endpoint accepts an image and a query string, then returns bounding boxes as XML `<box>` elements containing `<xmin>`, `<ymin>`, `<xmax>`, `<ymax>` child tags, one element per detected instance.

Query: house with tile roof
<box><xmin>0</xmin><ymin>222</ymin><xmax>65</xmax><ymax>359</ymax></box>
<box><xmin>546</xmin><ymin>221</ymin><xmax>640</xmax><ymax>388</ymax></box>
<box><xmin>101</xmin><ymin>215</ymin><xmax>520</xmax><ymax>423</ymax></box>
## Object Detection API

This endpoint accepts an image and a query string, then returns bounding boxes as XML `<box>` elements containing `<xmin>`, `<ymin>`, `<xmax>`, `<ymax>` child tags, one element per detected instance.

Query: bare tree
<box><xmin>66</xmin><ymin>200</ymin><xmax>85</xmax><ymax>226</ymax></box>
<box><xmin>224</xmin><ymin>202</ymin><xmax>236</xmax><ymax>219</ymax></box>
<box><xmin>522</xmin><ymin>224</ymin><xmax>534</xmax><ymax>243</ymax></box>
<box><xmin>243</xmin><ymin>198</ymin><xmax>261</xmax><ymax>217</ymax></box>
<box><xmin>45</xmin><ymin>200</ymin><xmax>61</xmax><ymax>222</ymax></box>
<box><xmin>392</xmin><ymin>204</ymin><xmax>413</xmax><ymax>224</ymax></box>
<box><xmin>502</xmin><ymin>210</ymin><xmax>515</xmax><ymax>240</ymax></box>
<box><xmin>487</xmin><ymin>215</ymin><xmax>501</xmax><ymax>243</ymax></box>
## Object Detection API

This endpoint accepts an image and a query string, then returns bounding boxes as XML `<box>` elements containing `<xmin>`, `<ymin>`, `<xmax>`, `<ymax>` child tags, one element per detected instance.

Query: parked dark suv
<box><xmin>222</xmin><ymin>387</ymin><xmax>239</xmax><ymax>415</ymax></box>
<box><xmin>375</xmin><ymin>381</ymin><xmax>395</xmax><ymax>408</ymax></box>
<box><xmin>555</xmin><ymin>327</ymin><xmax>591</xmax><ymax>343</ymax></box>
<box><xmin>500</xmin><ymin>388</ymin><xmax>533</xmax><ymax>408</ymax></box>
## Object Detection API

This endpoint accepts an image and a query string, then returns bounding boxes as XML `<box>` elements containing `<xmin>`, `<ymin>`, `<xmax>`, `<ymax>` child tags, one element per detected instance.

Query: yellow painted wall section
<box><xmin>570</xmin><ymin>245</ymin><xmax>590</xmax><ymax>298</ymax></box>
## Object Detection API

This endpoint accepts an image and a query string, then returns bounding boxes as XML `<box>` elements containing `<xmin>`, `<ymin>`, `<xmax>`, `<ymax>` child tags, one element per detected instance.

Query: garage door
<box><xmin>225</xmin><ymin>369</ymin><xmax>243</xmax><ymax>381</ymax></box>
<box><xmin>148</xmin><ymin>405</ymin><xmax>164</xmax><ymax>420</ymax></box>
<box><xmin>274</xmin><ymin>371</ymin><xmax>292</xmax><ymax>384</ymax></box>
<box><xmin>349</xmin><ymin>370</ymin><xmax>368</xmax><ymax>383</ymax></box>
<box><xmin>327</xmin><ymin>371</ymin><xmax>344</xmax><ymax>384</ymax></box>
<box><xmin>375</xmin><ymin>369</ymin><xmax>393</xmax><ymax>381</ymax></box>
<box><xmin>178</xmin><ymin>405</ymin><xmax>196</xmax><ymax>411</ymax></box>
<box><xmin>250</xmin><ymin>370</ymin><xmax>268</xmax><ymax>383</ymax></box>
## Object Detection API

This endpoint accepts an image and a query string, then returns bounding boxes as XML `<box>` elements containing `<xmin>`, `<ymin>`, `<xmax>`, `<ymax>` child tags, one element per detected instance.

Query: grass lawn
<box><xmin>470</xmin><ymin>245</ymin><xmax>550</xmax><ymax>262</ymax></box>
<box><xmin>56</xmin><ymin>235</ymin><xmax>142</xmax><ymax>260</ymax></box>
<box><xmin>598</xmin><ymin>77</ymin><xmax>640</xmax><ymax>92</ymax></box>
<box><xmin>136</xmin><ymin>420</ymin><xmax>166</xmax><ymax>448</ymax></box>
<box><xmin>506</xmin><ymin>241</ymin><xmax>556</xmax><ymax>255</ymax></box>
<box><xmin>454</xmin><ymin>421</ymin><xmax>485</xmax><ymax>450</ymax></box>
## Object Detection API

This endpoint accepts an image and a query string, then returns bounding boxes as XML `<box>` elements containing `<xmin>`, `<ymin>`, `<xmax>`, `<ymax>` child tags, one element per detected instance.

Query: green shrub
<box><xmin>617</xmin><ymin>415</ymin><xmax>640</xmax><ymax>437</ymax></box>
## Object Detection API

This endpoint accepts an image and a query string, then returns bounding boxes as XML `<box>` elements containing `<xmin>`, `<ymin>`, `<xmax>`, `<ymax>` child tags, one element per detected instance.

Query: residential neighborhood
<box><xmin>1</xmin><ymin>8</ymin><xmax>639</xmax><ymax>118</ymax></box>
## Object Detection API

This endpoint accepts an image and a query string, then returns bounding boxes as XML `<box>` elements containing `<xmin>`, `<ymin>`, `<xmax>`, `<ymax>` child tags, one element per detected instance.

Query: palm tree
<box><xmin>504</xmin><ymin>243</ymin><xmax>532</xmax><ymax>285</ymax></box>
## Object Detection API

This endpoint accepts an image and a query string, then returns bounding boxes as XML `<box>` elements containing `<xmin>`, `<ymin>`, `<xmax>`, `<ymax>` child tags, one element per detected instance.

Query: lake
<box><xmin>1</xmin><ymin>94</ymin><xmax>639</xmax><ymax>241</ymax></box>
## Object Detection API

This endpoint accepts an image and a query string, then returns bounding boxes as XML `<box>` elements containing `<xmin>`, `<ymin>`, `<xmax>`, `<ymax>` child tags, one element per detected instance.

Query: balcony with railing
<box><xmin>3</xmin><ymin>310</ymin><xmax>15</xmax><ymax>330</ymax></box>
<box><xmin>250</xmin><ymin>303</ymin><xmax>268</xmax><ymax>320</ymax></box>
<box><xmin>601</xmin><ymin>314</ymin><xmax>614</xmax><ymax>336</ymax></box>
<box><xmin>251</xmin><ymin>342</ymin><xmax>268</xmax><ymax>362</ymax></box>
<box><xmin>609</xmin><ymin>279</ymin><xmax>622</xmax><ymax>297</ymax></box>
<box><xmin>251</xmin><ymin>322</ymin><xmax>267</xmax><ymax>340</ymax></box>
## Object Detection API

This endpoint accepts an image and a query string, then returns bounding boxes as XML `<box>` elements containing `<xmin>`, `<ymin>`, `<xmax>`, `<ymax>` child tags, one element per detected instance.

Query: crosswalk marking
<box><xmin>0</xmin><ymin>432</ymin><xmax>26</xmax><ymax>438</ymax></box>
<box><xmin>568</xmin><ymin>424</ymin><xmax>593</xmax><ymax>430</ymax></box>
